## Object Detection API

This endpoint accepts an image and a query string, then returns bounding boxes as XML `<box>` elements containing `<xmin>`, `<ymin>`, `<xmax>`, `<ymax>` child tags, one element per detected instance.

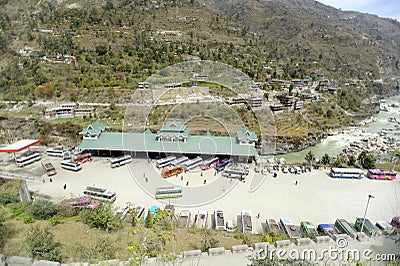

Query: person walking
<box><xmin>63</xmin><ymin>184</ymin><xmax>67</xmax><ymax>190</ymax></box>
<box><xmin>295</xmin><ymin>180</ymin><xmax>298</xmax><ymax>186</ymax></box>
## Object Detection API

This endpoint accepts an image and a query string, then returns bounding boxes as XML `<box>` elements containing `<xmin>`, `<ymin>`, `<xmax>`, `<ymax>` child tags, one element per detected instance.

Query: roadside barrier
<box><xmin>231</xmin><ymin>245</ymin><xmax>249</xmax><ymax>253</ymax></box>
<box><xmin>296</xmin><ymin>238</ymin><xmax>313</xmax><ymax>246</ymax></box>
<box><xmin>253</xmin><ymin>242</ymin><xmax>270</xmax><ymax>250</ymax></box>
<box><xmin>275</xmin><ymin>240</ymin><xmax>291</xmax><ymax>248</ymax></box>
<box><xmin>208</xmin><ymin>247</ymin><xmax>225</xmax><ymax>256</ymax></box>
<box><xmin>182</xmin><ymin>250</ymin><xmax>201</xmax><ymax>258</ymax></box>
<box><xmin>315</xmin><ymin>236</ymin><xmax>331</xmax><ymax>244</ymax></box>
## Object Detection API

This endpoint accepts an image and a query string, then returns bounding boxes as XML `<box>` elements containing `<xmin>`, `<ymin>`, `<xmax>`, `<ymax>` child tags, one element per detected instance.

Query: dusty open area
<box><xmin>2</xmin><ymin>149</ymin><xmax>398</xmax><ymax>233</ymax></box>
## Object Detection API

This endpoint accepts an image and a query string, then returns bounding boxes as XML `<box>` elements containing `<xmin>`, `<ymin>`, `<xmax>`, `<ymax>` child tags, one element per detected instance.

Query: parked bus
<box><xmin>366</xmin><ymin>169</ymin><xmax>396</xmax><ymax>180</ymax></box>
<box><xmin>183</xmin><ymin>157</ymin><xmax>203</xmax><ymax>170</ymax></box>
<box><xmin>354</xmin><ymin>217</ymin><xmax>377</xmax><ymax>235</ymax></box>
<box><xmin>41</xmin><ymin>160</ymin><xmax>57</xmax><ymax>176</ymax></box>
<box><xmin>317</xmin><ymin>224</ymin><xmax>338</xmax><ymax>239</ymax></box>
<box><xmin>330</xmin><ymin>168</ymin><xmax>364</xmax><ymax>179</ymax></box>
<box><xmin>280</xmin><ymin>217</ymin><xmax>302</xmax><ymax>239</ymax></box>
<box><xmin>46</xmin><ymin>147</ymin><xmax>64</xmax><ymax>157</ymax></box>
<box><xmin>241</xmin><ymin>211</ymin><xmax>253</xmax><ymax>234</ymax></box>
<box><xmin>334</xmin><ymin>219</ymin><xmax>357</xmax><ymax>238</ymax></box>
<box><xmin>222</xmin><ymin>168</ymin><xmax>248</xmax><ymax>179</ymax></box>
<box><xmin>83</xmin><ymin>186</ymin><xmax>116</xmax><ymax>202</ymax></box>
<box><xmin>156</xmin><ymin>156</ymin><xmax>176</xmax><ymax>169</ymax></box>
<box><xmin>61</xmin><ymin>197</ymin><xmax>99</xmax><ymax>209</ymax></box>
<box><xmin>170</xmin><ymin>156</ymin><xmax>189</xmax><ymax>166</ymax></box>
<box><xmin>155</xmin><ymin>186</ymin><xmax>182</xmax><ymax>199</ymax></box>
<box><xmin>61</xmin><ymin>160</ymin><xmax>82</xmax><ymax>171</ymax></box>
<box><xmin>301</xmin><ymin>221</ymin><xmax>318</xmax><ymax>239</ymax></box>
<box><xmin>161</xmin><ymin>165</ymin><xmax>184</xmax><ymax>178</ymax></box>
<box><xmin>73</xmin><ymin>153</ymin><xmax>92</xmax><ymax>163</ymax></box>
<box><xmin>15</xmin><ymin>151</ymin><xmax>41</xmax><ymax>167</ymax></box>
<box><xmin>111</xmin><ymin>154</ymin><xmax>132</xmax><ymax>168</ymax></box>
<box><xmin>375</xmin><ymin>221</ymin><xmax>393</xmax><ymax>231</ymax></box>
<box><xmin>201</xmin><ymin>157</ymin><xmax>219</xmax><ymax>170</ymax></box>
<box><xmin>194</xmin><ymin>210</ymin><xmax>208</xmax><ymax>228</ymax></box>
<box><xmin>390</xmin><ymin>216</ymin><xmax>400</xmax><ymax>229</ymax></box>
<box><xmin>215</xmin><ymin>159</ymin><xmax>233</xmax><ymax>172</ymax></box>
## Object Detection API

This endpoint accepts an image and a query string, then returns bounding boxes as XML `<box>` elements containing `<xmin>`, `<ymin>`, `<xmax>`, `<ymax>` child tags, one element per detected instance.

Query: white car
<box><xmin>225</xmin><ymin>219</ymin><xmax>234</xmax><ymax>232</ymax></box>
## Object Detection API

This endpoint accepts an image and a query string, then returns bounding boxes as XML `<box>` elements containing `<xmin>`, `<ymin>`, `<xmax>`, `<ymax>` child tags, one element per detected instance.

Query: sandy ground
<box><xmin>2</xmin><ymin>151</ymin><xmax>400</xmax><ymax>265</ymax></box>
<box><xmin>3</xmin><ymin>150</ymin><xmax>399</xmax><ymax>235</ymax></box>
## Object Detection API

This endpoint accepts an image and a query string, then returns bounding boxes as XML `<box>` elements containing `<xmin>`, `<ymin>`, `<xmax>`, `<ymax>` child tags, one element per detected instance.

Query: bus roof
<box><xmin>368</xmin><ymin>169</ymin><xmax>396</xmax><ymax>174</ymax></box>
<box><xmin>331</xmin><ymin>167</ymin><xmax>364</xmax><ymax>173</ymax></box>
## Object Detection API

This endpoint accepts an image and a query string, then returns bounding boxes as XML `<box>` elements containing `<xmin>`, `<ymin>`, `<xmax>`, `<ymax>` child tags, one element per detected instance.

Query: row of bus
<box><xmin>157</xmin><ymin>156</ymin><xmax>239</xmax><ymax>178</ymax></box>
<box><xmin>329</xmin><ymin>167</ymin><xmax>397</xmax><ymax>180</ymax></box>
<box><xmin>126</xmin><ymin>203</ymin><xmax>400</xmax><ymax>241</ymax></box>
<box><xmin>264</xmin><ymin>216</ymin><xmax>400</xmax><ymax>240</ymax></box>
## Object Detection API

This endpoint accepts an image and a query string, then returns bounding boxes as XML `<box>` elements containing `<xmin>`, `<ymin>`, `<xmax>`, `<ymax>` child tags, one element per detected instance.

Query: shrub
<box><xmin>9</xmin><ymin>202</ymin><xmax>30</xmax><ymax>219</ymax></box>
<box><xmin>80</xmin><ymin>203</ymin><xmax>121</xmax><ymax>232</ymax></box>
<box><xmin>25</xmin><ymin>226</ymin><xmax>61</xmax><ymax>262</ymax></box>
<box><xmin>0</xmin><ymin>193</ymin><xmax>20</xmax><ymax>205</ymax></box>
<box><xmin>73</xmin><ymin>235</ymin><xmax>116</xmax><ymax>262</ymax></box>
<box><xmin>23</xmin><ymin>215</ymin><xmax>35</xmax><ymax>224</ymax></box>
<box><xmin>27</xmin><ymin>200</ymin><xmax>58</xmax><ymax>220</ymax></box>
<box><xmin>48</xmin><ymin>214</ymin><xmax>62</xmax><ymax>226</ymax></box>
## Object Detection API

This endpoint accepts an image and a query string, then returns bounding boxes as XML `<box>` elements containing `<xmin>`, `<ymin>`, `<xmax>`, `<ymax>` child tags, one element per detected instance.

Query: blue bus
<box><xmin>216</xmin><ymin>159</ymin><xmax>233</xmax><ymax>172</ymax></box>
<box><xmin>329</xmin><ymin>168</ymin><xmax>364</xmax><ymax>179</ymax></box>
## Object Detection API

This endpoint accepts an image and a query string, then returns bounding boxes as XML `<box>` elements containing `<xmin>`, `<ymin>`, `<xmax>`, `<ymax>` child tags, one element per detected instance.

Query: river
<box><xmin>278</xmin><ymin>94</ymin><xmax>400</xmax><ymax>163</ymax></box>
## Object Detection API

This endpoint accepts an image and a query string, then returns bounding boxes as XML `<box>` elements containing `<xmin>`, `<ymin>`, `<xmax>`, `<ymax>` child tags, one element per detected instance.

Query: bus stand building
<box><xmin>78</xmin><ymin>121</ymin><xmax>258</xmax><ymax>162</ymax></box>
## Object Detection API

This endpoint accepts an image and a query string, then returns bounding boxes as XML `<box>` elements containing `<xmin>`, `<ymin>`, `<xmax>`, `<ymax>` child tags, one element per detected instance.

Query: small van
<box><xmin>225</xmin><ymin>220</ymin><xmax>234</xmax><ymax>232</ymax></box>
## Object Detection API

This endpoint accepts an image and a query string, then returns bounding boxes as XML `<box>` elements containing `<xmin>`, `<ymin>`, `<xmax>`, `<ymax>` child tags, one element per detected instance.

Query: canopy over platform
<box><xmin>0</xmin><ymin>139</ymin><xmax>40</xmax><ymax>153</ymax></box>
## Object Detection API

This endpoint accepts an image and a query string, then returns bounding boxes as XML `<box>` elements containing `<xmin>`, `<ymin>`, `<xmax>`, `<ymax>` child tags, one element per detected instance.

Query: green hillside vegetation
<box><xmin>0</xmin><ymin>0</ymin><xmax>399</xmax><ymax>147</ymax></box>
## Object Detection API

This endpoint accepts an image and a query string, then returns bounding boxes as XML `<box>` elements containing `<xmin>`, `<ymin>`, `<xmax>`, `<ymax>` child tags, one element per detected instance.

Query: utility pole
<box><xmin>358</xmin><ymin>194</ymin><xmax>374</xmax><ymax>239</ymax></box>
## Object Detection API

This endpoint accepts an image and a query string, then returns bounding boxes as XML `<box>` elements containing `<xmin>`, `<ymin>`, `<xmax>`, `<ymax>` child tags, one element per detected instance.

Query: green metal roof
<box><xmin>156</xmin><ymin>121</ymin><xmax>189</xmax><ymax>139</ymax></box>
<box><xmin>79</xmin><ymin>131</ymin><xmax>258</xmax><ymax>156</ymax></box>
<box><xmin>79</xmin><ymin>121</ymin><xmax>107</xmax><ymax>135</ymax></box>
<box><xmin>236</xmin><ymin>127</ymin><xmax>257</xmax><ymax>142</ymax></box>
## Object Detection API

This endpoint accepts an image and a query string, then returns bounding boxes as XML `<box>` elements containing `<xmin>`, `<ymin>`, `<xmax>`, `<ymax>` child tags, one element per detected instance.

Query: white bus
<box><xmin>156</xmin><ymin>156</ymin><xmax>176</xmax><ymax>168</ymax></box>
<box><xmin>46</xmin><ymin>147</ymin><xmax>64</xmax><ymax>157</ymax></box>
<box><xmin>83</xmin><ymin>186</ymin><xmax>116</xmax><ymax>202</ymax></box>
<box><xmin>170</xmin><ymin>156</ymin><xmax>189</xmax><ymax>166</ymax></box>
<box><xmin>183</xmin><ymin>157</ymin><xmax>203</xmax><ymax>170</ymax></box>
<box><xmin>61</xmin><ymin>160</ymin><xmax>82</xmax><ymax>171</ymax></box>
<box><xmin>111</xmin><ymin>155</ymin><xmax>132</xmax><ymax>168</ymax></box>
<box><xmin>15</xmin><ymin>151</ymin><xmax>41</xmax><ymax>167</ymax></box>
<box><xmin>330</xmin><ymin>168</ymin><xmax>364</xmax><ymax>179</ymax></box>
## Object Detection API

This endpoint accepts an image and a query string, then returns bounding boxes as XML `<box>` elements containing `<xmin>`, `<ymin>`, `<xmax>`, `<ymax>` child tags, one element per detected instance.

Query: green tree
<box><xmin>201</xmin><ymin>229</ymin><xmax>219</xmax><ymax>252</ymax></box>
<box><xmin>73</xmin><ymin>235</ymin><xmax>116</xmax><ymax>262</ymax></box>
<box><xmin>321</xmin><ymin>153</ymin><xmax>330</xmax><ymax>166</ymax></box>
<box><xmin>305</xmin><ymin>150</ymin><xmax>315</xmax><ymax>165</ymax></box>
<box><xmin>95</xmin><ymin>45</ymin><xmax>108</xmax><ymax>56</ymax></box>
<box><xmin>128</xmin><ymin>230</ymin><xmax>170</xmax><ymax>262</ymax></box>
<box><xmin>348</xmin><ymin>155</ymin><xmax>356</xmax><ymax>166</ymax></box>
<box><xmin>358</xmin><ymin>150</ymin><xmax>376</xmax><ymax>169</ymax></box>
<box><xmin>80</xmin><ymin>203</ymin><xmax>121</xmax><ymax>232</ymax></box>
<box><xmin>25</xmin><ymin>226</ymin><xmax>61</xmax><ymax>262</ymax></box>
<box><xmin>392</xmin><ymin>149</ymin><xmax>400</xmax><ymax>170</ymax></box>
<box><xmin>27</xmin><ymin>200</ymin><xmax>58</xmax><ymax>220</ymax></box>
<box><xmin>0</xmin><ymin>207</ymin><xmax>7</xmax><ymax>249</ymax></box>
